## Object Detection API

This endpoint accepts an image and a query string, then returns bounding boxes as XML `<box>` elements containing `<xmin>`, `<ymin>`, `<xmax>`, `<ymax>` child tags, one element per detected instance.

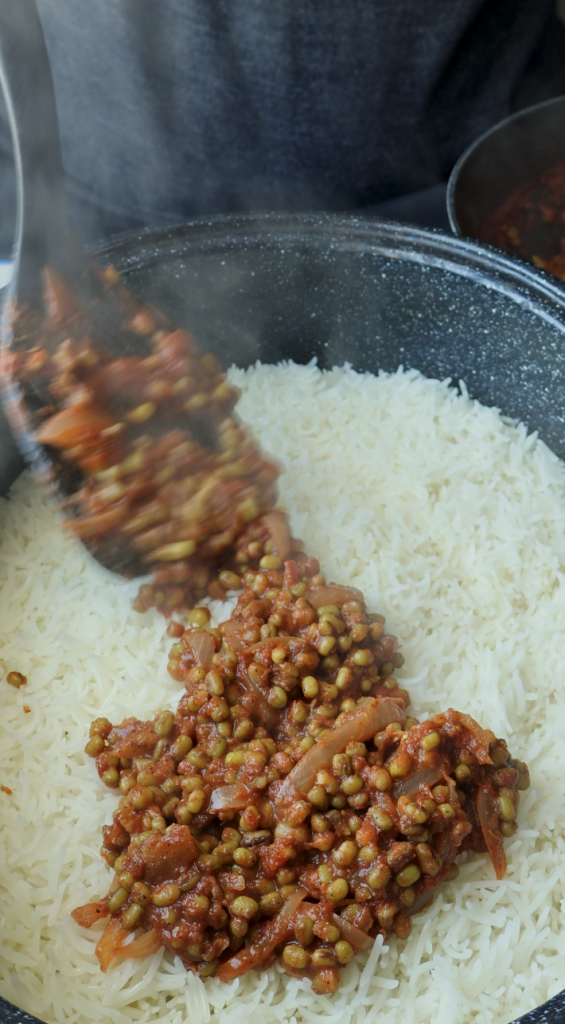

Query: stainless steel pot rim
<box><xmin>446</xmin><ymin>95</ymin><xmax>565</xmax><ymax>237</ymax></box>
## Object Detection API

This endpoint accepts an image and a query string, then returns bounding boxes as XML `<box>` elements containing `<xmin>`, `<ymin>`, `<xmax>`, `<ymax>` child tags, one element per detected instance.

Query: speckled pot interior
<box><xmin>1</xmin><ymin>213</ymin><xmax>564</xmax><ymax>1024</ymax></box>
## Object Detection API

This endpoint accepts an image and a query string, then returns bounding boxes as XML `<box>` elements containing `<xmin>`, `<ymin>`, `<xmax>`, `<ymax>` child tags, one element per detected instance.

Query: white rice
<box><xmin>1</xmin><ymin>361</ymin><xmax>565</xmax><ymax>1024</ymax></box>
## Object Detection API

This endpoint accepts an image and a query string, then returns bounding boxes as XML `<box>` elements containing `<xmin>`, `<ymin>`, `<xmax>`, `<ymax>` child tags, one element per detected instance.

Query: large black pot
<box><xmin>1</xmin><ymin>211</ymin><xmax>565</xmax><ymax>1024</ymax></box>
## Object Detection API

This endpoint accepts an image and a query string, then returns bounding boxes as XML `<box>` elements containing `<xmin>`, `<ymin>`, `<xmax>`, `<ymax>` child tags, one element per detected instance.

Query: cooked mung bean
<box><xmin>72</xmin><ymin>531</ymin><xmax>526</xmax><ymax>995</ymax></box>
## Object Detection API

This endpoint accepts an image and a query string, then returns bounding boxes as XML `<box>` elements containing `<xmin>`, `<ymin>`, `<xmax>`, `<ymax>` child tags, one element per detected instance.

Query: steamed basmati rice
<box><xmin>1</xmin><ymin>361</ymin><xmax>564</xmax><ymax>1024</ymax></box>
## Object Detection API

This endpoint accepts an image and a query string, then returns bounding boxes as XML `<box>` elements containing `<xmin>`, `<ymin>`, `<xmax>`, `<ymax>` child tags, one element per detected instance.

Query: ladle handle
<box><xmin>0</xmin><ymin>0</ymin><xmax>78</xmax><ymax>304</ymax></box>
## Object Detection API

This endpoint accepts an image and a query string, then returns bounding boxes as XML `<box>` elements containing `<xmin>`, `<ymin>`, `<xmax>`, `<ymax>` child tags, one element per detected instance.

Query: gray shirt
<box><xmin>0</xmin><ymin>0</ymin><xmax>562</xmax><ymax>250</ymax></box>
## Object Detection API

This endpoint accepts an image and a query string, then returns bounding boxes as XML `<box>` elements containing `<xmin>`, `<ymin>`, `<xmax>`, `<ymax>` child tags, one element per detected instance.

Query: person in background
<box><xmin>0</xmin><ymin>0</ymin><xmax>564</xmax><ymax>253</ymax></box>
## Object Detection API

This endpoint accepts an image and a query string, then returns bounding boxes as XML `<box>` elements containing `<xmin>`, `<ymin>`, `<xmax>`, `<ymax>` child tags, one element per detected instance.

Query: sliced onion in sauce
<box><xmin>219</xmin><ymin>620</ymin><xmax>249</xmax><ymax>653</ymax></box>
<box><xmin>451</xmin><ymin>710</ymin><xmax>492</xmax><ymax>764</ymax></box>
<box><xmin>36</xmin><ymin>402</ymin><xmax>113</xmax><ymax>449</ymax></box>
<box><xmin>391</xmin><ymin>767</ymin><xmax>442</xmax><ymax>799</ymax></box>
<box><xmin>95</xmin><ymin>916</ymin><xmax>129</xmax><ymax>973</ymax></box>
<box><xmin>184</xmin><ymin>629</ymin><xmax>215</xmax><ymax>668</ymax></box>
<box><xmin>71</xmin><ymin>879</ymin><xmax>118</xmax><ymax>931</ymax></box>
<box><xmin>278</xmin><ymin>697</ymin><xmax>405</xmax><ymax>803</ymax></box>
<box><xmin>476</xmin><ymin>787</ymin><xmax>507</xmax><ymax>880</ymax></box>
<box><xmin>117</xmin><ymin>928</ymin><xmax>161</xmax><ymax>961</ymax></box>
<box><xmin>209</xmin><ymin>783</ymin><xmax>254</xmax><ymax>812</ymax></box>
<box><xmin>333</xmin><ymin>913</ymin><xmax>374</xmax><ymax>953</ymax></box>
<box><xmin>240</xmin><ymin>668</ymin><xmax>279</xmax><ymax>729</ymax></box>
<box><xmin>216</xmin><ymin>886</ymin><xmax>308</xmax><ymax>981</ymax></box>
<box><xmin>261</xmin><ymin>509</ymin><xmax>291</xmax><ymax>561</ymax></box>
<box><xmin>306</xmin><ymin>583</ymin><xmax>364</xmax><ymax>610</ymax></box>
<box><xmin>71</xmin><ymin>900</ymin><xmax>110</xmax><ymax>928</ymax></box>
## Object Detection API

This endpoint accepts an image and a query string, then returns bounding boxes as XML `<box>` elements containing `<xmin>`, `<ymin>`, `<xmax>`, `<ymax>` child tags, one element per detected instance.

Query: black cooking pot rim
<box><xmin>92</xmin><ymin>211</ymin><xmax>565</xmax><ymax>333</ymax></box>
<box><xmin>1</xmin><ymin>211</ymin><xmax>564</xmax><ymax>1024</ymax></box>
<box><xmin>446</xmin><ymin>95</ymin><xmax>565</xmax><ymax>238</ymax></box>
